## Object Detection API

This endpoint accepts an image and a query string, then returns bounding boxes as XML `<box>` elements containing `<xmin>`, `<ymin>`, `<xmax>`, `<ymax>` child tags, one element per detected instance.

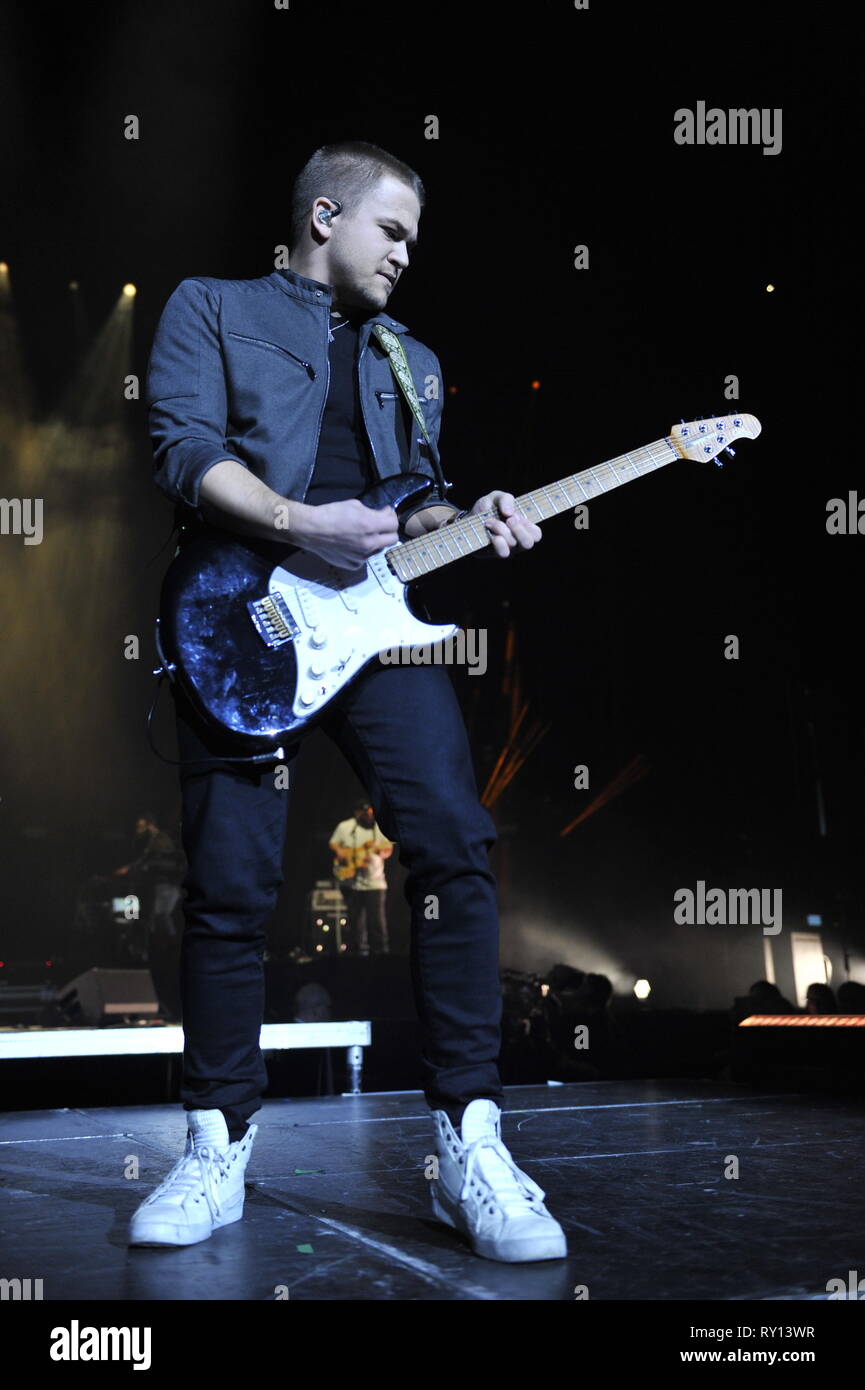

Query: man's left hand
<box><xmin>470</xmin><ymin>491</ymin><xmax>542</xmax><ymax>558</ymax></box>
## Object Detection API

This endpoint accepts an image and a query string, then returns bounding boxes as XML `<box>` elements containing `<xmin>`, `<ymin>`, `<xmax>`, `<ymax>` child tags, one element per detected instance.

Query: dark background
<box><xmin>0</xmin><ymin>0</ymin><xmax>859</xmax><ymax>1008</ymax></box>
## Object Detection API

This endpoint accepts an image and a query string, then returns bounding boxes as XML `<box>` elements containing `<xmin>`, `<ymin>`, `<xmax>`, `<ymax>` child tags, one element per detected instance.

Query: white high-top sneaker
<box><xmin>430</xmin><ymin>1099</ymin><xmax>567</xmax><ymax>1262</ymax></box>
<box><xmin>129</xmin><ymin>1110</ymin><xmax>257</xmax><ymax>1247</ymax></box>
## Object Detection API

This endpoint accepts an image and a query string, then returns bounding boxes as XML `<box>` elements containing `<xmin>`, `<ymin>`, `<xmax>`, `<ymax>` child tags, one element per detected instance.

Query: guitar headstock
<box><xmin>670</xmin><ymin>412</ymin><xmax>762</xmax><ymax>464</ymax></box>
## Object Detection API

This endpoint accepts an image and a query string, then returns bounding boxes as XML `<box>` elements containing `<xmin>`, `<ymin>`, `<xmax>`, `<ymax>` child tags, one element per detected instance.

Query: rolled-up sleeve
<box><xmin>146</xmin><ymin>278</ymin><xmax>248</xmax><ymax>510</ymax></box>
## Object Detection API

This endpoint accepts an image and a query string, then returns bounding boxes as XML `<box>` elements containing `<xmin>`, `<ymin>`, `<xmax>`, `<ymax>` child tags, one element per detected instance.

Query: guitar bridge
<box><xmin>247</xmin><ymin>590</ymin><xmax>300</xmax><ymax>648</ymax></box>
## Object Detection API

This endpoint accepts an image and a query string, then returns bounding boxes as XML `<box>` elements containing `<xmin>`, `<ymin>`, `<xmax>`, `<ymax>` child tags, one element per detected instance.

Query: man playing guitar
<box><xmin>130</xmin><ymin>139</ymin><xmax>565</xmax><ymax>1264</ymax></box>
<box><xmin>329</xmin><ymin>799</ymin><xmax>394</xmax><ymax>956</ymax></box>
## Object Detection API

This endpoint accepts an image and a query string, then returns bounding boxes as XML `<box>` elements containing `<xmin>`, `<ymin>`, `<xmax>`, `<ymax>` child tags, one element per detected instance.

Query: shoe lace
<box><xmin>459</xmin><ymin>1135</ymin><xmax>547</xmax><ymax>1217</ymax></box>
<box><xmin>147</xmin><ymin>1141</ymin><xmax>231</xmax><ymax>1221</ymax></box>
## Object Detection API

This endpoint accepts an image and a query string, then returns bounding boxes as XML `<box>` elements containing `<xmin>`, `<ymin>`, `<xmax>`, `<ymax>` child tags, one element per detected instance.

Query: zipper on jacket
<box><xmin>301</xmin><ymin>325</ymin><xmax>331</xmax><ymax>501</ymax></box>
<box><xmin>227</xmin><ymin>331</ymin><xmax>316</xmax><ymax>379</ymax></box>
<box><xmin>375</xmin><ymin>390</ymin><xmax>399</xmax><ymax>407</ymax></box>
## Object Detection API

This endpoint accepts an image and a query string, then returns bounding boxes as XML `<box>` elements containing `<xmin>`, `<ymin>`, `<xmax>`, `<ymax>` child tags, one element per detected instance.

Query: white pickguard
<box><xmin>269</xmin><ymin>547</ymin><xmax>458</xmax><ymax>719</ymax></box>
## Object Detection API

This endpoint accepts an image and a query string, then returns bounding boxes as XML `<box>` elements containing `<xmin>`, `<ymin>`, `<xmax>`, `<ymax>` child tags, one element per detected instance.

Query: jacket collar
<box><xmin>270</xmin><ymin>267</ymin><xmax>408</xmax><ymax>334</ymax></box>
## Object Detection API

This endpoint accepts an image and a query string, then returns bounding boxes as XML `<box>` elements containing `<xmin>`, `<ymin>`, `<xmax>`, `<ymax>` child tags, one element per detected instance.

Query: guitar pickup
<box><xmin>247</xmin><ymin>590</ymin><xmax>300</xmax><ymax>648</ymax></box>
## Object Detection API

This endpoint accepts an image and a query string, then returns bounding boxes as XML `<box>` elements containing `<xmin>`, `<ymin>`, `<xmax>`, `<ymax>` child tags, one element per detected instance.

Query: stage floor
<box><xmin>2</xmin><ymin>1079</ymin><xmax>863</xmax><ymax>1301</ymax></box>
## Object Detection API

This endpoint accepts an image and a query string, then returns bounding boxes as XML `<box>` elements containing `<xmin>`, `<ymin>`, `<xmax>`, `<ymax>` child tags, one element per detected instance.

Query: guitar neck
<box><xmin>387</xmin><ymin>434</ymin><xmax>680</xmax><ymax>581</ymax></box>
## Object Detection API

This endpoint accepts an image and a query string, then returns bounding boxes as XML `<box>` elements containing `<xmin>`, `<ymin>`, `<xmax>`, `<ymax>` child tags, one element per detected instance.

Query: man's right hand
<box><xmin>196</xmin><ymin>462</ymin><xmax>399</xmax><ymax>566</ymax></box>
<box><xmin>289</xmin><ymin>499</ymin><xmax>399</xmax><ymax>570</ymax></box>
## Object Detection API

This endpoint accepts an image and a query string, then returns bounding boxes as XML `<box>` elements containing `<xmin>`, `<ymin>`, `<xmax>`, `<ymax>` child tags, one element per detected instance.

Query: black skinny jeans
<box><xmin>172</xmin><ymin>659</ymin><xmax>505</xmax><ymax>1129</ymax></box>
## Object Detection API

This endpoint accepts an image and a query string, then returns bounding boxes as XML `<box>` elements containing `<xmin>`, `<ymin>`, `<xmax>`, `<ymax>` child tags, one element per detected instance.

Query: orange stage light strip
<box><xmin>480</xmin><ymin>701</ymin><xmax>529</xmax><ymax>807</ymax></box>
<box><xmin>739</xmin><ymin>1015</ymin><xmax>865</xmax><ymax>1027</ymax></box>
<box><xmin>559</xmin><ymin>754</ymin><xmax>651</xmax><ymax>836</ymax></box>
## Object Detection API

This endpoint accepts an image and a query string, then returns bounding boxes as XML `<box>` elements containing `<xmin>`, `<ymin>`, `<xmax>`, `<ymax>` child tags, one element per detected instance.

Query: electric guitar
<box><xmin>156</xmin><ymin>413</ymin><xmax>761</xmax><ymax>746</ymax></box>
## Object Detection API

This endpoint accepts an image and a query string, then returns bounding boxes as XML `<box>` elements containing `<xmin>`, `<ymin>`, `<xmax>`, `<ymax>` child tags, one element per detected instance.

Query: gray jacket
<box><xmin>145</xmin><ymin>266</ymin><xmax>461</xmax><ymax>531</ymax></box>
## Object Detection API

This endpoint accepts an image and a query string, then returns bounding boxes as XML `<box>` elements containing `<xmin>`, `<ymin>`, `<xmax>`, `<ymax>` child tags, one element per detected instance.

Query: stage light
<box><xmin>0</xmin><ymin>1021</ymin><xmax>371</xmax><ymax>1059</ymax></box>
<box><xmin>315</xmin><ymin>917</ymin><xmax>323</xmax><ymax>926</ymax></box>
<box><xmin>634</xmin><ymin>978</ymin><xmax>651</xmax><ymax>1000</ymax></box>
<box><xmin>0</xmin><ymin>261</ymin><xmax>9</xmax><ymax>274</ymax></box>
<box><xmin>531</xmin><ymin>380</ymin><xmax>540</xmax><ymax>390</ymax></box>
<box><xmin>69</xmin><ymin>281</ymin><xmax>79</xmax><ymax>291</ymax></box>
<box><xmin>315</xmin><ymin>944</ymin><xmax>323</xmax><ymax>953</ymax></box>
<box><xmin>741</xmin><ymin>1015</ymin><xmax>865</xmax><ymax>1027</ymax></box>
<box><xmin>122</xmin><ymin>283</ymin><xmax>136</xmax><ymax>297</ymax></box>
<box><xmin>322</xmin><ymin>924</ymin><xmax>329</xmax><ymax>932</ymax></box>
<box><xmin>766</xmin><ymin>283</ymin><xmax>775</xmax><ymax>292</ymax></box>
<box><xmin>507</xmin><ymin>918</ymin><xmax>623</xmax><ymax>987</ymax></box>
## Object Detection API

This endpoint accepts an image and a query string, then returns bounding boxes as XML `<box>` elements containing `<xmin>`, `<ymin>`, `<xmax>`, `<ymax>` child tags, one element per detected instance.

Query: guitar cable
<box><xmin>145</xmin><ymin>669</ymin><xmax>286</xmax><ymax>769</ymax></box>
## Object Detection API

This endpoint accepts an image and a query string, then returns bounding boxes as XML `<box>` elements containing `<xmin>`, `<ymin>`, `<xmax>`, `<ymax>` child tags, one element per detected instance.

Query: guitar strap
<box><xmin>372</xmin><ymin>324</ymin><xmax>450</xmax><ymax>499</ymax></box>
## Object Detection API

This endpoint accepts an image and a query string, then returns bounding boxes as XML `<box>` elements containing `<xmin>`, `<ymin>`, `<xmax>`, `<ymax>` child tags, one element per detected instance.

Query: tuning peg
<box><xmin>715</xmin><ymin>458</ymin><xmax>725</xmax><ymax>468</ymax></box>
<box><xmin>725</xmin><ymin>446</ymin><xmax>736</xmax><ymax>458</ymax></box>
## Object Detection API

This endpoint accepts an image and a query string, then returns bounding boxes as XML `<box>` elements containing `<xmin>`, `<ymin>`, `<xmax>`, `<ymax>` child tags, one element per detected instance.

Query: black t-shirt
<box><xmin>304</xmin><ymin>314</ymin><xmax>375</xmax><ymax>505</ymax></box>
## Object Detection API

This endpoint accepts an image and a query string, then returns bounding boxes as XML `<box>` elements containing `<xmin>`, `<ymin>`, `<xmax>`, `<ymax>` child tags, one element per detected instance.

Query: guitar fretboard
<box><xmin>386</xmin><ymin>435</ymin><xmax>679</xmax><ymax>581</ymax></box>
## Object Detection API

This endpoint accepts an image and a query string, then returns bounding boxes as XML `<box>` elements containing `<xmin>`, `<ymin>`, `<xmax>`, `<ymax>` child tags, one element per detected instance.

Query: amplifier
<box><xmin>58</xmin><ymin>968</ymin><xmax>160</xmax><ymax>1026</ymax></box>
